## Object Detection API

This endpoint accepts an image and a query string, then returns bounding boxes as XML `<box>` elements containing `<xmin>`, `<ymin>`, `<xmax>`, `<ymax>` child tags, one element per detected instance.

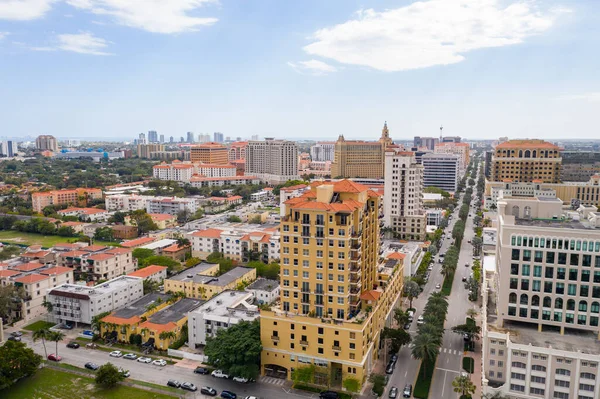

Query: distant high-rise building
<box><xmin>236</xmin><ymin>137</ymin><xmax>242</xmax><ymax>141</ymax></box>
<box><xmin>180</xmin><ymin>137</ymin><xmax>185</xmax><ymax>143</ymax></box>
<box><xmin>137</xmin><ymin>144</ymin><xmax>164</xmax><ymax>159</ymax></box>
<box><xmin>213</xmin><ymin>132</ymin><xmax>224</xmax><ymax>143</ymax></box>
<box><xmin>138</xmin><ymin>133</ymin><xmax>147</xmax><ymax>145</ymax></box>
<box><xmin>225</xmin><ymin>136</ymin><xmax>231</xmax><ymax>142</ymax></box>
<box><xmin>491</xmin><ymin>139</ymin><xmax>561</xmax><ymax>183</ymax></box>
<box><xmin>246</xmin><ymin>139</ymin><xmax>299</xmax><ymax>184</ymax></box>
<box><xmin>413</xmin><ymin>136</ymin><xmax>438</xmax><ymax>151</ymax></box>
<box><xmin>148</xmin><ymin>130</ymin><xmax>158</xmax><ymax>143</ymax></box>
<box><xmin>187</xmin><ymin>132</ymin><xmax>195</xmax><ymax>143</ymax></box>
<box><xmin>310</xmin><ymin>141</ymin><xmax>335</xmax><ymax>162</ymax></box>
<box><xmin>441</xmin><ymin>136</ymin><xmax>461</xmax><ymax>143</ymax></box>
<box><xmin>384</xmin><ymin>148</ymin><xmax>426</xmax><ymax>240</ymax></box>
<box><xmin>422</xmin><ymin>153</ymin><xmax>460</xmax><ymax>192</ymax></box>
<box><xmin>251</xmin><ymin>135</ymin><xmax>259</xmax><ymax>141</ymax></box>
<box><xmin>190</xmin><ymin>143</ymin><xmax>229</xmax><ymax>164</ymax></box>
<box><xmin>35</xmin><ymin>135</ymin><xmax>58</xmax><ymax>152</ymax></box>
<box><xmin>0</xmin><ymin>141</ymin><xmax>17</xmax><ymax>157</ymax></box>
<box><xmin>434</xmin><ymin>142</ymin><xmax>470</xmax><ymax>176</ymax></box>
<box><xmin>169</xmin><ymin>136</ymin><xmax>174</xmax><ymax>143</ymax></box>
<box><xmin>331</xmin><ymin>122</ymin><xmax>392</xmax><ymax>179</ymax></box>
<box><xmin>159</xmin><ymin>134</ymin><xmax>165</xmax><ymax>143</ymax></box>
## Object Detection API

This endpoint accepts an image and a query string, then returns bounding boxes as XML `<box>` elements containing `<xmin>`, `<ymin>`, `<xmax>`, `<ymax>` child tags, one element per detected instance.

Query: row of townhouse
<box><xmin>152</xmin><ymin>160</ymin><xmax>237</xmax><ymax>182</ymax></box>
<box><xmin>190</xmin><ymin>227</ymin><xmax>280</xmax><ymax>263</ymax></box>
<box><xmin>105</xmin><ymin>194</ymin><xmax>199</xmax><ymax>215</ymax></box>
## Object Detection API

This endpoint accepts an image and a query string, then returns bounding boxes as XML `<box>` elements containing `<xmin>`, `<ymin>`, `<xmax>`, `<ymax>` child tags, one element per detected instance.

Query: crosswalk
<box><xmin>439</xmin><ymin>347</ymin><xmax>463</xmax><ymax>356</ymax></box>
<box><xmin>259</xmin><ymin>376</ymin><xmax>286</xmax><ymax>386</ymax></box>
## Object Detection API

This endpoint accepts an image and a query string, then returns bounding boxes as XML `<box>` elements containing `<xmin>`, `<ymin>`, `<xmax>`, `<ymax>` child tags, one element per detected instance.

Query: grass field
<box><xmin>3</xmin><ymin>368</ymin><xmax>177</xmax><ymax>399</ymax></box>
<box><xmin>23</xmin><ymin>320</ymin><xmax>55</xmax><ymax>332</ymax></box>
<box><xmin>0</xmin><ymin>230</ymin><xmax>117</xmax><ymax>248</ymax></box>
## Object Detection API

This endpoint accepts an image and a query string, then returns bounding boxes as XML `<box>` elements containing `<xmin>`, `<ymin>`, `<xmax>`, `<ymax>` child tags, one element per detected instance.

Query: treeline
<box><xmin>0</xmin><ymin>215</ymin><xmax>77</xmax><ymax>237</ymax></box>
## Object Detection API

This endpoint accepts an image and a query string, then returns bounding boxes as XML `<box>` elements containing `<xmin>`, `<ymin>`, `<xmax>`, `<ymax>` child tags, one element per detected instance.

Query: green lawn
<box><xmin>0</xmin><ymin>230</ymin><xmax>118</xmax><ymax>248</ymax></box>
<box><xmin>2</xmin><ymin>368</ymin><xmax>177</xmax><ymax>399</ymax></box>
<box><xmin>23</xmin><ymin>320</ymin><xmax>55</xmax><ymax>332</ymax></box>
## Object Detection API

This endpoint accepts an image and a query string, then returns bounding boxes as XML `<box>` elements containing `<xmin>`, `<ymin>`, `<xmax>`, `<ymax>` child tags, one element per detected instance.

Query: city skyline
<box><xmin>1</xmin><ymin>0</ymin><xmax>599</xmax><ymax>140</ymax></box>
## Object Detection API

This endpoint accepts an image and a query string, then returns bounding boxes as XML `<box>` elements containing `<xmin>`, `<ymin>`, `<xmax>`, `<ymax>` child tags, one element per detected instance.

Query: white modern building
<box><xmin>422</xmin><ymin>153</ymin><xmax>460</xmax><ymax>193</ymax></box>
<box><xmin>310</xmin><ymin>142</ymin><xmax>335</xmax><ymax>162</ymax></box>
<box><xmin>46</xmin><ymin>275</ymin><xmax>144</xmax><ymax>325</ymax></box>
<box><xmin>246</xmin><ymin>139</ymin><xmax>299</xmax><ymax>184</ymax></box>
<box><xmin>188</xmin><ymin>290</ymin><xmax>259</xmax><ymax>347</ymax></box>
<box><xmin>105</xmin><ymin>194</ymin><xmax>149</xmax><ymax>212</ymax></box>
<box><xmin>246</xmin><ymin>278</ymin><xmax>280</xmax><ymax>304</ymax></box>
<box><xmin>279</xmin><ymin>184</ymin><xmax>309</xmax><ymax>216</ymax></box>
<box><xmin>383</xmin><ymin>148</ymin><xmax>426</xmax><ymax>240</ymax></box>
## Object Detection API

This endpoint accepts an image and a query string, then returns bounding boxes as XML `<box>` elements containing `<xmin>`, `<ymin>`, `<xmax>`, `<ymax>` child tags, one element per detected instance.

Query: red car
<box><xmin>47</xmin><ymin>354</ymin><xmax>62</xmax><ymax>362</ymax></box>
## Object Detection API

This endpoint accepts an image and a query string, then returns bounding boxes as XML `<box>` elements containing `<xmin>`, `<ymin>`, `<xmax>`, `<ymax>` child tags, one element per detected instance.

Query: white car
<box><xmin>109</xmin><ymin>350</ymin><xmax>123</xmax><ymax>357</ymax></box>
<box><xmin>435</xmin><ymin>283</ymin><xmax>441</xmax><ymax>289</ymax></box>
<box><xmin>211</xmin><ymin>370</ymin><xmax>229</xmax><ymax>379</ymax></box>
<box><xmin>137</xmin><ymin>357</ymin><xmax>152</xmax><ymax>363</ymax></box>
<box><xmin>152</xmin><ymin>359</ymin><xmax>167</xmax><ymax>367</ymax></box>
<box><xmin>417</xmin><ymin>315</ymin><xmax>424</xmax><ymax>325</ymax></box>
<box><xmin>233</xmin><ymin>376</ymin><xmax>248</xmax><ymax>383</ymax></box>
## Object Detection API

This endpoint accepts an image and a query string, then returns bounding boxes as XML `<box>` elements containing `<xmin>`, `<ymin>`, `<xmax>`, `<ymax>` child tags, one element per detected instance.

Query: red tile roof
<box><xmin>21</xmin><ymin>250</ymin><xmax>51</xmax><ymax>258</ymax></box>
<box><xmin>360</xmin><ymin>290</ymin><xmax>382</xmax><ymax>301</ymax></box>
<box><xmin>148</xmin><ymin>213</ymin><xmax>175</xmax><ymax>221</ymax></box>
<box><xmin>14</xmin><ymin>273</ymin><xmax>48</xmax><ymax>284</ymax></box>
<box><xmin>87</xmin><ymin>253</ymin><xmax>114</xmax><ymax>261</ymax></box>
<box><xmin>191</xmin><ymin>228</ymin><xmax>222</xmax><ymax>239</ymax></box>
<box><xmin>14</xmin><ymin>262</ymin><xmax>45</xmax><ymax>272</ymax></box>
<box><xmin>162</xmin><ymin>243</ymin><xmax>189</xmax><ymax>253</ymax></box>
<box><xmin>40</xmin><ymin>266</ymin><xmax>72</xmax><ymax>276</ymax></box>
<box><xmin>138</xmin><ymin>320</ymin><xmax>179</xmax><ymax>333</ymax></box>
<box><xmin>60</xmin><ymin>250</ymin><xmax>88</xmax><ymax>257</ymax></box>
<box><xmin>387</xmin><ymin>252</ymin><xmax>406</xmax><ymax>260</ymax></box>
<box><xmin>0</xmin><ymin>270</ymin><xmax>20</xmax><ymax>278</ymax></box>
<box><xmin>121</xmin><ymin>237</ymin><xmax>157</xmax><ymax>248</ymax></box>
<box><xmin>495</xmin><ymin>140</ymin><xmax>559</xmax><ymax>149</ymax></box>
<box><xmin>101</xmin><ymin>314</ymin><xmax>141</xmax><ymax>325</ymax></box>
<box><xmin>128</xmin><ymin>265</ymin><xmax>167</xmax><ymax>278</ymax></box>
<box><xmin>82</xmin><ymin>245</ymin><xmax>108</xmax><ymax>252</ymax></box>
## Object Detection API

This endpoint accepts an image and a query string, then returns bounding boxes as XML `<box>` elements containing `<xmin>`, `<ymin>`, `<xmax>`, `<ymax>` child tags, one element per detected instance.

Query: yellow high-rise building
<box><xmin>491</xmin><ymin>139</ymin><xmax>561</xmax><ymax>183</ymax></box>
<box><xmin>260</xmin><ymin>180</ymin><xmax>405</xmax><ymax>389</ymax></box>
<box><xmin>330</xmin><ymin>122</ymin><xmax>393</xmax><ymax>179</ymax></box>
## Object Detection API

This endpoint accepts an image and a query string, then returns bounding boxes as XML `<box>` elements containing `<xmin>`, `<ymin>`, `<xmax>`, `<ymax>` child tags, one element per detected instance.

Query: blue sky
<box><xmin>1</xmin><ymin>0</ymin><xmax>599</xmax><ymax>141</ymax></box>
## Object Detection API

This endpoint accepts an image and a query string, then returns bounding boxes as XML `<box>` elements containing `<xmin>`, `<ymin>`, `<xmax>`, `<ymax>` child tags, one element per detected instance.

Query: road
<box><xmin>19</xmin><ymin>334</ymin><xmax>311</xmax><ymax>399</ymax></box>
<box><xmin>384</xmin><ymin>177</ymin><xmax>480</xmax><ymax>399</ymax></box>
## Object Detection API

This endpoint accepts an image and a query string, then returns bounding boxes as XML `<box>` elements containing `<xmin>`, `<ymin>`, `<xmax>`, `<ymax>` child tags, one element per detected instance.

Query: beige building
<box><xmin>383</xmin><ymin>149</ymin><xmax>426</xmax><ymax>240</ymax></box>
<box><xmin>190</xmin><ymin>142</ymin><xmax>229</xmax><ymax>164</ymax></box>
<box><xmin>260</xmin><ymin>180</ymin><xmax>405</xmax><ymax>388</ymax></box>
<box><xmin>330</xmin><ymin>123</ymin><xmax>393</xmax><ymax>179</ymax></box>
<box><xmin>434</xmin><ymin>142</ymin><xmax>470</xmax><ymax>175</ymax></box>
<box><xmin>137</xmin><ymin>143</ymin><xmax>164</xmax><ymax>159</ymax></box>
<box><xmin>246</xmin><ymin>138</ymin><xmax>299</xmax><ymax>184</ymax></box>
<box><xmin>32</xmin><ymin>188</ymin><xmax>103</xmax><ymax>213</ymax></box>
<box><xmin>36</xmin><ymin>135</ymin><xmax>58</xmax><ymax>152</ymax></box>
<box><xmin>228</xmin><ymin>141</ymin><xmax>248</xmax><ymax>161</ymax></box>
<box><xmin>57</xmin><ymin>246</ymin><xmax>137</xmax><ymax>282</ymax></box>
<box><xmin>483</xmin><ymin>194</ymin><xmax>600</xmax><ymax>399</ymax></box>
<box><xmin>491</xmin><ymin>139</ymin><xmax>562</xmax><ymax>183</ymax></box>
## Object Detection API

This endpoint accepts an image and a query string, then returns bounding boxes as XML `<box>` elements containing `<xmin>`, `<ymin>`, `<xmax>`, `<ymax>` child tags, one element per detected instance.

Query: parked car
<box><xmin>465</xmin><ymin>262</ymin><xmax>470</xmax><ymax>267</ymax></box>
<box><xmin>417</xmin><ymin>315</ymin><xmax>424</xmax><ymax>325</ymax></box>
<box><xmin>435</xmin><ymin>283</ymin><xmax>441</xmax><ymax>289</ymax></box>
<box><xmin>10</xmin><ymin>331</ymin><xmax>23</xmax><ymax>337</ymax></box>
<box><xmin>194</xmin><ymin>367</ymin><xmax>210</xmax><ymax>374</ymax></box>
<box><xmin>118</xmin><ymin>368</ymin><xmax>130</xmax><ymax>378</ymax></box>
<box><xmin>85</xmin><ymin>343</ymin><xmax>98</xmax><ymax>349</ymax></box>
<box><xmin>181</xmin><ymin>382</ymin><xmax>198</xmax><ymax>391</ymax></box>
<box><xmin>66</xmin><ymin>341</ymin><xmax>80</xmax><ymax>349</ymax></box>
<box><xmin>152</xmin><ymin>359</ymin><xmax>167</xmax><ymax>367</ymax></box>
<box><xmin>403</xmin><ymin>322</ymin><xmax>411</xmax><ymax>330</ymax></box>
<box><xmin>402</xmin><ymin>384</ymin><xmax>412</xmax><ymax>398</ymax></box>
<box><xmin>85</xmin><ymin>362</ymin><xmax>99</xmax><ymax>370</ymax></box>
<box><xmin>137</xmin><ymin>357</ymin><xmax>152</xmax><ymax>363</ymax></box>
<box><xmin>47</xmin><ymin>354</ymin><xmax>62</xmax><ymax>362</ymax></box>
<box><xmin>109</xmin><ymin>350</ymin><xmax>123</xmax><ymax>357</ymax></box>
<box><xmin>123</xmin><ymin>353</ymin><xmax>137</xmax><ymax>360</ymax></box>
<box><xmin>319</xmin><ymin>391</ymin><xmax>339</xmax><ymax>399</ymax></box>
<box><xmin>7</xmin><ymin>335</ymin><xmax>21</xmax><ymax>342</ymax></box>
<box><xmin>211</xmin><ymin>370</ymin><xmax>230</xmax><ymax>378</ymax></box>
<box><xmin>233</xmin><ymin>376</ymin><xmax>248</xmax><ymax>383</ymax></box>
<box><xmin>221</xmin><ymin>391</ymin><xmax>237</xmax><ymax>399</ymax></box>
<box><xmin>389</xmin><ymin>386</ymin><xmax>398</xmax><ymax>399</ymax></box>
<box><xmin>385</xmin><ymin>361</ymin><xmax>395</xmax><ymax>374</ymax></box>
<box><xmin>243</xmin><ymin>397</ymin><xmax>258</xmax><ymax>399</ymax></box>
<box><xmin>463</xmin><ymin>333</ymin><xmax>471</xmax><ymax>342</ymax></box>
<box><xmin>200</xmin><ymin>387</ymin><xmax>218</xmax><ymax>396</ymax></box>
<box><xmin>462</xmin><ymin>276</ymin><xmax>467</xmax><ymax>282</ymax></box>
<box><xmin>167</xmin><ymin>380</ymin><xmax>181</xmax><ymax>388</ymax></box>
<box><xmin>60</xmin><ymin>323</ymin><xmax>74</xmax><ymax>330</ymax></box>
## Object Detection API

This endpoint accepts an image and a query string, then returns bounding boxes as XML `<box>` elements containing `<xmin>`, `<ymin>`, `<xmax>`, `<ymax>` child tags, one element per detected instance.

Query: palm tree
<box><xmin>33</xmin><ymin>329</ymin><xmax>50</xmax><ymax>360</ymax></box>
<box><xmin>411</xmin><ymin>333</ymin><xmax>440</xmax><ymax>377</ymax></box>
<box><xmin>394</xmin><ymin>308</ymin><xmax>409</xmax><ymax>326</ymax></box>
<box><xmin>403</xmin><ymin>278</ymin><xmax>420</xmax><ymax>309</ymax></box>
<box><xmin>466</xmin><ymin>308</ymin><xmax>478</xmax><ymax>319</ymax></box>
<box><xmin>159</xmin><ymin>331</ymin><xmax>177</xmax><ymax>343</ymax></box>
<box><xmin>49</xmin><ymin>331</ymin><xmax>65</xmax><ymax>357</ymax></box>
<box><xmin>176</xmin><ymin>237</ymin><xmax>191</xmax><ymax>248</ymax></box>
<box><xmin>452</xmin><ymin>375</ymin><xmax>476</xmax><ymax>397</ymax></box>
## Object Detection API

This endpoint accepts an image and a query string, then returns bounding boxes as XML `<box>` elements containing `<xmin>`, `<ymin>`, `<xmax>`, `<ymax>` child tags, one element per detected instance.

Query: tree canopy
<box><xmin>204</xmin><ymin>319</ymin><xmax>261</xmax><ymax>379</ymax></box>
<box><xmin>0</xmin><ymin>340</ymin><xmax>42</xmax><ymax>390</ymax></box>
<box><xmin>128</xmin><ymin>210</ymin><xmax>158</xmax><ymax>235</ymax></box>
<box><xmin>95</xmin><ymin>362</ymin><xmax>126</xmax><ymax>388</ymax></box>
<box><xmin>0</xmin><ymin>284</ymin><xmax>27</xmax><ymax>324</ymax></box>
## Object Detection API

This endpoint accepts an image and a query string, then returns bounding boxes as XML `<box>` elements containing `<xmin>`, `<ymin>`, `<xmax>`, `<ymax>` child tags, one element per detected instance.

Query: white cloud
<box><xmin>0</xmin><ymin>32</ymin><xmax>9</xmax><ymax>40</ymax></box>
<box><xmin>0</xmin><ymin>0</ymin><xmax>55</xmax><ymax>20</ymax></box>
<box><xmin>304</xmin><ymin>0</ymin><xmax>567</xmax><ymax>72</ymax></box>
<box><xmin>557</xmin><ymin>93</ymin><xmax>600</xmax><ymax>102</ymax></box>
<box><xmin>66</xmin><ymin>0</ymin><xmax>218</xmax><ymax>34</ymax></box>
<box><xmin>288</xmin><ymin>59</ymin><xmax>337</xmax><ymax>76</ymax></box>
<box><xmin>56</xmin><ymin>31</ymin><xmax>112</xmax><ymax>55</ymax></box>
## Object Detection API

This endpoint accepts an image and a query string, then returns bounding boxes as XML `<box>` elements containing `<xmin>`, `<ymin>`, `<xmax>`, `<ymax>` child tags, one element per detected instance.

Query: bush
<box><xmin>463</xmin><ymin>357</ymin><xmax>474</xmax><ymax>373</ymax></box>
<box><xmin>413</xmin><ymin>358</ymin><xmax>436</xmax><ymax>398</ymax></box>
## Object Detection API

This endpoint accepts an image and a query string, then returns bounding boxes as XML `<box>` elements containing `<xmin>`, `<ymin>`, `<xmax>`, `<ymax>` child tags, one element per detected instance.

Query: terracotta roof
<box><xmin>121</xmin><ymin>237</ymin><xmax>157</xmax><ymax>248</ymax></box>
<box><xmin>387</xmin><ymin>252</ymin><xmax>406</xmax><ymax>260</ymax></box>
<box><xmin>332</xmin><ymin>180</ymin><xmax>370</xmax><ymax>193</ymax></box>
<box><xmin>148</xmin><ymin>213</ymin><xmax>175</xmax><ymax>221</ymax></box>
<box><xmin>0</xmin><ymin>270</ymin><xmax>20</xmax><ymax>278</ymax></box>
<box><xmin>128</xmin><ymin>265</ymin><xmax>168</xmax><ymax>278</ymax></box>
<box><xmin>191</xmin><ymin>228</ymin><xmax>223</xmax><ymax>239</ymax></box>
<box><xmin>60</xmin><ymin>250</ymin><xmax>88</xmax><ymax>257</ymax></box>
<box><xmin>495</xmin><ymin>140</ymin><xmax>559</xmax><ymax>149</ymax></box>
<box><xmin>21</xmin><ymin>250</ymin><xmax>51</xmax><ymax>258</ymax></box>
<box><xmin>360</xmin><ymin>290</ymin><xmax>382</xmax><ymax>301</ymax></box>
<box><xmin>82</xmin><ymin>245</ymin><xmax>108</xmax><ymax>252</ymax></box>
<box><xmin>14</xmin><ymin>262</ymin><xmax>45</xmax><ymax>272</ymax></box>
<box><xmin>162</xmin><ymin>243</ymin><xmax>189</xmax><ymax>252</ymax></box>
<box><xmin>104</xmin><ymin>247</ymin><xmax>132</xmax><ymax>255</ymax></box>
<box><xmin>40</xmin><ymin>266</ymin><xmax>72</xmax><ymax>276</ymax></box>
<box><xmin>87</xmin><ymin>253</ymin><xmax>114</xmax><ymax>261</ymax></box>
<box><xmin>367</xmin><ymin>190</ymin><xmax>382</xmax><ymax>198</ymax></box>
<box><xmin>14</xmin><ymin>273</ymin><xmax>48</xmax><ymax>284</ymax></box>
<box><xmin>61</xmin><ymin>221</ymin><xmax>84</xmax><ymax>227</ymax></box>
<box><xmin>101</xmin><ymin>314</ymin><xmax>141</xmax><ymax>326</ymax></box>
<box><xmin>138</xmin><ymin>320</ymin><xmax>179</xmax><ymax>333</ymax></box>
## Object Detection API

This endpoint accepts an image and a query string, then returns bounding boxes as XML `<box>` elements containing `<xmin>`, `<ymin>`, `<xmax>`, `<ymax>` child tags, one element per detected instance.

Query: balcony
<box><xmin>301</xmin><ymin>297</ymin><xmax>310</xmax><ymax>304</ymax></box>
<box><xmin>332</xmin><ymin>345</ymin><xmax>341</xmax><ymax>351</ymax></box>
<box><xmin>271</xmin><ymin>335</ymin><xmax>280</xmax><ymax>341</ymax></box>
<box><xmin>299</xmin><ymin>340</ymin><xmax>309</xmax><ymax>346</ymax></box>
<box><xmin>350</xmin><ymin>286</ymin><xmax>360</xmax><ymax>295</ymax></box>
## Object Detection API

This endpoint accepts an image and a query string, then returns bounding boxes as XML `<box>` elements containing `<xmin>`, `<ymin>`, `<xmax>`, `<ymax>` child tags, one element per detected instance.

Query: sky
<box><xmin>1</xmin><ymin>0</ymin><xmax>599</xmax><ymax>142</ymax></box>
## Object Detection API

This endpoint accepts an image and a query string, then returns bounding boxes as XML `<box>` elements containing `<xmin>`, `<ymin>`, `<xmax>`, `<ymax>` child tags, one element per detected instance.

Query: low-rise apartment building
<box><xmin>57</xmin><ymin>246</ymin><xmax>137</xmax><ymax>282</ymax></box>
<box><xmin>191</xmin><ymin>226</ymin><xmax>280</xmax><ymax>263</ymax></box>
<box><xmin>146</xmin><ymin>196</ymin><xmax>199</xmax><ymax>216</ymax></box>
<box><xmin>127</xmin><ymin>265</ymin><xmax>167</xmax><ymax>282</ymax></box>
<box><xmin>246</xmin><ymin>278</ymin><xmax>280</xmax><ymax>304</ymax></box>
<box><xmin>105</xmin><ymin>194</ymin><xmax>148</xmax><ymax>212</ymax></box>
<box><xmin>188</xmin><ymin>290</ymin><xmax>258</xmax><ymax>347</ymax></box>
<box><xmin>47</xmin><ymin>275</ymin><xmax>144</xmax><ymax>325</ymax></box>
<box><xmin>152</xmin><ymin>161</ymin><xmax>237</xmax><ymax>182</ymax></box>
<box><xmin>188</xmin><ymin>175</ymin><xmax>260</xmax><ymax>187</ymax></box>
<box><xmin>165</xmin><ymin>264</ymin><xmax>255</xmax><ymax>300</ymax></box>
<box><xmin>32</xmin><ymin>188</ymin><xmax>103</xmax><ymax>213</ymax></box>
<box><xmin>58</xmin><ymin>207</ymin><xmax>109</xmax><ymax>222</ymax></box>
<box><xmin>125</xmin><ymin>213</ymin><xmax>177</xmax><ymax>229</ymax></box>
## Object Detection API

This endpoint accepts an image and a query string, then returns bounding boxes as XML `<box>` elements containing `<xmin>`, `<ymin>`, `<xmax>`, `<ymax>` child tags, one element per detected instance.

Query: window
<box><xmin>511</xmin><ymin>362</ymin><xmax>526</xmax><ymax>369</ymax></box>
<box><xmin>530</xmin><ymin>388</ymin><xmax>545</xmax><ymax>396</ymax></box>
<box><xmin>555</xmin><ymin>369</ymin><xmax>571</xmax><ymax>376</ymax></box>
<box><xmin>511</xmin><ymin>372</ymin><xmax>525</xmax><ymax>380</ymax></box>
<box><xmin>579</xmin><ymin>384</ymin><xmax>594</xmax><ymax>392</ymax></box>
<box><xmin>530</xmin><ymin>376</ymin><xmax>545</xmax><ymax>384</ymax></box>
<box><xmin>553</xmin><ymin>393</ymin><xmax>569</xmax><ymax>399</ymax></box>
<box><xmin>580</xmin><ymin>372</ymin><xmax>596</xmax><ymax>380</ymax></box>
<box><xmin>510</xmin><ymin>384</ymin><xmax>525</xmax><ymax>393</ymax></box>
<box><xmin>534</xmin><ymin>265</ymin><xmax>542</xmax><ymax>277</ymax></box>
<box><xmin>512</xmin><ymin>249</ymin><xmax>520</xmax><ymax>261</ymax></box>
<box><xmin>511</xmin><ymin>264</ymin><xmax>519</xmax><ymax>275</ymax></box>
<box><xmin>557</xmin><ymin>267</ymin><xmax>565</xmax><ymax>279</ymax></box>
<box><xmin>546</xmin><ymin>251</ymin><xmax>555</xmax><ymax>263</ymax></box>
<box><xmin>522</xmin><ymin>264</ymin><xmax>530</xmax><ymax>276</ymax></box>
<box><xmin>531</xmin><ymin>365</ymin><xmax>546</xmax><ymax>372</ymax></box>
<box><xmin>546</xmin><ymin>266</ymin><xmax>555</xmax><ymax>278</ymax></box>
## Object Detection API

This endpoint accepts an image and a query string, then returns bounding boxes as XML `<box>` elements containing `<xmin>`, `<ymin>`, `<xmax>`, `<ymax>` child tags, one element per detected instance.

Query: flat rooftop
<box><xmin>191</xmin><ymin>267</ymin><xmax>254</xmax><ymax>287</ymax></box>
<box><xmin>49</xmin><ymin>276</ymin><xmax>141</xmax><ymax>298</ymax></box>
<box><xmin>112</xmin><ymin>293</ymin><xmax>170</xmax><ymax>319</ymax></box>
<box><xmin>149</xmin><ymin>298</ymin><xmax>204</xmax><ymax>324</ymax></box>
<box><xmin>247</xmin><ymin>278</ymin><xmax>279</xmax><ymax>292</ymax></box>
<box><xmin>514</xmin><ymin>218</ymin><xmax>590</xmax><ymax>229</ymax></box>
<box><xmin>140</xmin><ymin>239</ymin><xmax>176</xmax><ymax>250</ymax></box>
<box><xmin>168</xmin><ymin>262</ymin><xmax>219</xmax><ymax>282</ymax></box>
<box><xmin>190</xmin><ymin>291</ymin><xmax>257</xmax><ymax>322</ymax></box>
